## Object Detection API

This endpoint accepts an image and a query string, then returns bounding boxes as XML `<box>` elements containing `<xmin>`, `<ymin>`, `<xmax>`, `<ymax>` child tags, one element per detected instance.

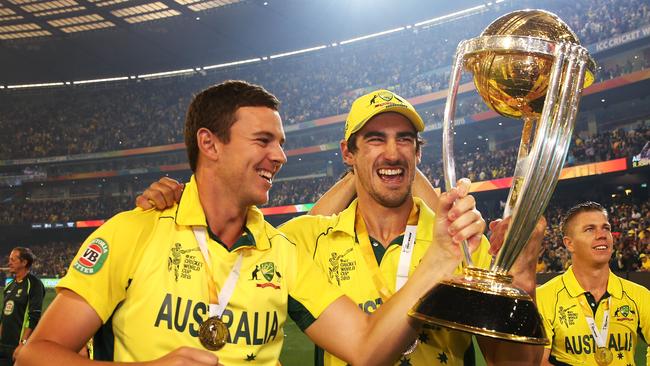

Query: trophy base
<box><xmin>409</xmin><ymin>268</ymin><xmax>548</xmax><ymax>345</ymax></box>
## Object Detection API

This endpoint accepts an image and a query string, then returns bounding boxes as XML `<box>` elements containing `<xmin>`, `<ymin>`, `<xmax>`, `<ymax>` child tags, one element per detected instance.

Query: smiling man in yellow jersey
<box><xmin>137</xmin><ymin>89</ymin><xmax>544</xmax><ymax>365</ymax></box>
<box><xmin>19</xmin><ymin>81</ymin><xmax>485</xmax><ymax>366</ymax></box>
<box><xmin>282</xmin><ymin>90</ymin><xmax>544</xmax><ymax>366</ymax></box>
<box><xmin>537</xmin><ymin>202</ymin><xmax>650</xmax><ymax>365</ymax></box>
<box><xmin>280</xmin><ymin>90</ymin><xmax>488</xmax><ymax>366</ymax></box>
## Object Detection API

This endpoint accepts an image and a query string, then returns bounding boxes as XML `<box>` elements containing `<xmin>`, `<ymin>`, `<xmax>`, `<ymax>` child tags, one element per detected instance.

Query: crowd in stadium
<box><xmin>422</xmin><ymin>125</ymin><xmax>650</xmax><ymax>186</ymax></box>
<box><xmin>0</xmin><ymin>196</ymin><xmax>131</xmax><ymax>226</ymax></box>
<box><xmin>0</xmin><ymin>0</ymin><xmax>649</xmax><ymax>160</ymax></box>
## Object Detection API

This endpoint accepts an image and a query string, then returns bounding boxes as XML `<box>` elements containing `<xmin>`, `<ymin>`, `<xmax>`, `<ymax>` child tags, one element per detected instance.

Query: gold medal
<box><xmin>594</xmin><ymin>347</ymin><xmax>613</xmax><ymax>366</ymax></box>
<box><xmin>199</xmin><ymin>316</ymin><xmax>229</xmax><ymax>351</ymax></box>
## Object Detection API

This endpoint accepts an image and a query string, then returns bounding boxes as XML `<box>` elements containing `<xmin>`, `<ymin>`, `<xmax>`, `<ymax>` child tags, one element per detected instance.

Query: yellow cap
<box><xmin>344</xmin><ymin>89</ymin><xmax>425</xmax><ymax>141</ymax></box>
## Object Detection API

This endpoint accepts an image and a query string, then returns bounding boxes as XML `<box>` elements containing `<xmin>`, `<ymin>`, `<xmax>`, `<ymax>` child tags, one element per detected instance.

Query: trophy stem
<box><xmin>503</xmin><ymin>115</ymin><xmax>536</xmax><ymax>219</ymax></box>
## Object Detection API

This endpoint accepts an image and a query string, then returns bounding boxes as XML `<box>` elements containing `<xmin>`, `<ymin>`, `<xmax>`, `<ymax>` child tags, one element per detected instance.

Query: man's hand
<box><xmin>488</xmin><ymin>216</ymin><xmax>547</xmax><ymax>295</ymax></box>
<box><xmin>147</xmin><ymin>347</ymin><xmax>222</xmax><ymax>366</ymax></box>
<box><xmin>425</xmin><ymin>178</ymin><xmax>485</xmax><ymax>271</ymax></box>
<box><xmin>135</xmin><ymin>177</ymin><xmax>184</xmax><ymax>210</ymax></box>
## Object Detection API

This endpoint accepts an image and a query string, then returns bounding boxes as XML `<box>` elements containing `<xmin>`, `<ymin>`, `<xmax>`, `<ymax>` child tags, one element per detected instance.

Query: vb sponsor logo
<box><xmin>74</xmin><ymin>238</ymin><xmax>109</xmax><ymax>274</ymax></box>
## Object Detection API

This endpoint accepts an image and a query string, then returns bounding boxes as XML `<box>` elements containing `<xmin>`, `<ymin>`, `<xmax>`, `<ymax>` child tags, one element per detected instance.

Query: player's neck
<box><xmin>572</xmin><ymin>262</ymin><xmax>610</xmax><ymax>301</ymax></box>
<box><xmin>357</xmin><ymin>194</ymin><xmax>414</xmax><ymax>248</ymax></box>
<box><xmin>13</xmin><ymin>269</ymin><xmax>28</xmax><ymax>282</ymax></box>
<box><xmin>196</xmin><ymin>171</ymin><xmax>247</xmax><ymax>248</ymax></box>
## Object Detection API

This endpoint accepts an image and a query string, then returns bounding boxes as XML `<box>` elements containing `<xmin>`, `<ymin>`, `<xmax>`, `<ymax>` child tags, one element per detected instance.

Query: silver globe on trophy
<box><xmin>409</xmin><ymin>9</ymin><xmax>596</xmax><ymax>344</ymax></box>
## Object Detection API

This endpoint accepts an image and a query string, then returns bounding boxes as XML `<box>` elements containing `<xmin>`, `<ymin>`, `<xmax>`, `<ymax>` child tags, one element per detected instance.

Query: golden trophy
<box><xmin>410</xmin><ymin>9</ymin><xmax>595</xmax><ymax>344</ymax></box>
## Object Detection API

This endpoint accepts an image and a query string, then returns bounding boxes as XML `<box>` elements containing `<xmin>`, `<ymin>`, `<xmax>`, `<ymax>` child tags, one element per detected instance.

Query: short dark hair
<box><xmin>561</xmin><ymin>201</ymin><xmax>608</xmax><ymax>236</ymax></box>
<box><xmin>12</xmin><ymin>247</ymin><xmax>35</xmax><ymax>269</ymax></box>
<box><xmin>184</xmin><ymin>80</ymin><xmax>280</xmax><ymax>172</ymax></box>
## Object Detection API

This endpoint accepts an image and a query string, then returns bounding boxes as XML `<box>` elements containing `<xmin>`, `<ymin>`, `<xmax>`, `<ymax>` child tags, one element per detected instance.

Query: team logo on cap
<box><xmin>369</xmin><ymin>91</ymin><xmax>406</xmax><ymax>107</ymax></box>
<box><xmin>74</xmin><ymin>238</ymin><xmax>109</xmax><ymax>275</ymax></box>
<box><xmin>370</xmin><ymin>91</ymin><xmax>401</xmax><ymax>105</ymax></box>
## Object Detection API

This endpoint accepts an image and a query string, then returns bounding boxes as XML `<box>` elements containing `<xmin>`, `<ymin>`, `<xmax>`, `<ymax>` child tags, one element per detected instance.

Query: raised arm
<box><xmin>412</xmin><ymin>168</ymin><xmax>440</xmax><ymax>212</ymax></box>
<box><xmin>308</xmin><ymin>172</ymin><xmax>356</xmax><ymax>215</ymax></box>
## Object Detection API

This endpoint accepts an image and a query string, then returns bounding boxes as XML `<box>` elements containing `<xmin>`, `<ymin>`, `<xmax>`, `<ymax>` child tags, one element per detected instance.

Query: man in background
<box><xmin>0</xmin><ymin>247</ymin><xmax>45</xmax><ymax>365</ymax></box>
<box><xmin>537</xmin><ymin>202</ymin><xmax>650</xmax><ymax>365</ymax></box>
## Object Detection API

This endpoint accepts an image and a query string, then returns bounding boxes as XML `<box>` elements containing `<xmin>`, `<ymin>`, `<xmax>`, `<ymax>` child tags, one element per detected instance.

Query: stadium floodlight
<box><xmin>339</xmin><ymin>27</ymin><xmax>405</xmax><ymax>45</ymax></box>
<box><xmin>203</xmin><ymin>57</ymin><xmax>262</xmax><ymax>70</ymax></box>
<box><xmin>269</xmin><ymin>45</ymin><xmax>327</xmax><ymax>59</ymax></box>
<box><xmin>7</xmin><ymin>82</ymin><xmax>65</xmax><ymax>89</ymax></box>
<box><xmin>414</xmin><ymin>4</ymin><xmax>486</xmax><ymax>27</ymax></box>
<box><xmin>137</xmin><ymin>68</ymin><xmax>195</xmax><ymax>79</ymax></box>
<box><xmin>72</xmin><ymin>76</ymin><xmax>130</xmax><ymax>85</ymax></box>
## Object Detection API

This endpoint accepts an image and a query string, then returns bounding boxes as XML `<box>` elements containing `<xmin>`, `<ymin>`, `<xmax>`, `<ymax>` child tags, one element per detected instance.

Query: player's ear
<box><xmin>563</xmin><ymin>236</ymin><xmax>574</xmax><ymax>253</ymax></box>
<box><xmin>341</xmin><ymin>139</ymin><xmax>354</xmax><ymax>168</ymax></box>
<box><xmin>197</xmin><ymin>128</ymin><xmax>220</xmax><ymax>162</ymax></box>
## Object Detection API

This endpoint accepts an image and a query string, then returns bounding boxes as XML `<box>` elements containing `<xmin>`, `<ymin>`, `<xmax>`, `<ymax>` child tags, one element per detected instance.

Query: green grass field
<box><xmin>38</xmin><ymin>289</ymin><xmax>648</xmax><ymax>365</ymax></box>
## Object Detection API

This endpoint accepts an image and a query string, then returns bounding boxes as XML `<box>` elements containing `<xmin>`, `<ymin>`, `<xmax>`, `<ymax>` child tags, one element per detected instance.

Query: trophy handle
<box><xmin>492</xmin><ymin>43</ymin><xmax>591</xmax><ymax>273</ymax></box>
<box><xmin>442</xmin><ymin>40</ymin><xmax>474</xmax><ymax>268</ymax></box>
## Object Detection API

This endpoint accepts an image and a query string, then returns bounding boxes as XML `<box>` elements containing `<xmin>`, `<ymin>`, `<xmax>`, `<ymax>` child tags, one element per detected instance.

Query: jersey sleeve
<box><xmin>280</xmin><ymin>216</ymin><xmax>344</xmax><ymax>330</ymax></box>
<box><xmin>57</xmin><ymin>209</ymin><xmax>154</xmax><ymax>323</ymax></box>
<box><xmin>279</xmin><ymin>215</ymin><xmax>321</xmax><ymax>257</ymax></box>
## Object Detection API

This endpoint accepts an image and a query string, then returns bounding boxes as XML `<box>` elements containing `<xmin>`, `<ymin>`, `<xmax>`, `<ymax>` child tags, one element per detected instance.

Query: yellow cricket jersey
<box><xmin>280</xmin><ymin>198</ymin><xmax>492</xmax><ymax>366</ymax></box>
<box><xmin>58</xmin><ymin>175</ymin><xmax>343</xmax><ymax>366</ymax></box>
<box><xmin>536</xmin><ymin>266</ymin><xmax>650</xmax><ymax>365</ymax></box>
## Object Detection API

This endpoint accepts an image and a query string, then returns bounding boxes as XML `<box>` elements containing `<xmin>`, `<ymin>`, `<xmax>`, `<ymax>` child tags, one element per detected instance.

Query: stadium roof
<box><xmin>0</xmin><ymin>0</ymin><xmax>489</xmax><ymax>84</ymax></box>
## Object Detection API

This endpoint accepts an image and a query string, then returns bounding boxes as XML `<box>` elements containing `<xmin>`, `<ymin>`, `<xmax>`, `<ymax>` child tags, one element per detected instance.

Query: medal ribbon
<box><xmin>578</xmin><ymin>295</ymin><xmax>611</xmax><ymax>349</ymax></box>
<box><xmin>193</xmin><ymin>227</ymin><xmax>243</xmax><ymax>318</ymax></box>
<box><xmin>355</xmin><ymin>205</ymin><xmax>419</xmax><ymax>301</ymax></box>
